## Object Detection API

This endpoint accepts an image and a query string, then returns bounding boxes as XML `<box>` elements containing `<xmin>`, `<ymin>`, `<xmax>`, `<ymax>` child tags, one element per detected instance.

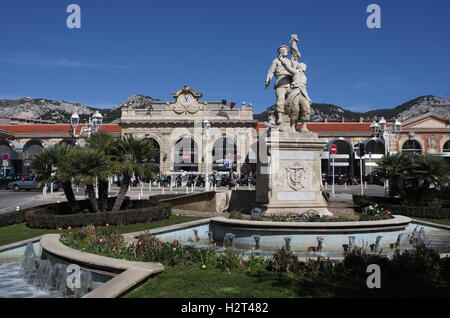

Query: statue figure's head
<box><xmin>290</xmin><ymin>34</ymin><xmax>299</xmax><ymax>42</ymax></box>
<box><xmin>278</xmin><ymin>45</ymin><xmax>289</xmax><ymax>57</ymax></box>
<box><xmin>299</xmin><ymin>63</ymin><xmax>307</xmax><ymax>72</ymax></box>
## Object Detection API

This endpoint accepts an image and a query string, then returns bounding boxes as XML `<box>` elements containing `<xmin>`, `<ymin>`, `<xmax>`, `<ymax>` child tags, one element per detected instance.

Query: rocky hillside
<box><xmin>254</xmin><ymin>95</ymin><xmax>450</xmax><ymax>122</ymax></box>
<box><xmin>114</xmin><ymin>94</ymin><xmax>158</xmax><ymax>110</ymax></box>
<box><xmin>0</xmin><ymin>95</ymin><xmax>448</xmax><ymax>124</ymax></box>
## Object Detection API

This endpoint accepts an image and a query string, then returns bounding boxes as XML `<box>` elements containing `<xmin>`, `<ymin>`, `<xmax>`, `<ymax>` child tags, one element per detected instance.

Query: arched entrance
<box><xmin>326</xmin><ymin>138</ymin><xmax>354</xmax><ymax>177</ymax></box>
<box><xmin>145</xmin><ymin>137</ymin><xmax>161</xmax><ymax>169</ymax></box>
<box><xmin>23</xmin><ymin>139</ymin><xmax>53</xmax><ymax>174</ymax></box>
<box><xmin>212</xmin><ymin>137</ymin><xmax>237</xmax><ymax>171</ymax></box>
<box><xmin>173</xmin><ymin>137</ymin><xmax>198</xmax><ymax>172</ymax></box>
<box><xmin>402</xmin><ymin>139</ymin><xmax>422</xmax><ymax>154</ymax></box>
<box><xmin>0</xmin><ymin>139</ymin><xmax>23</xmax><ymax>176</ymax></box>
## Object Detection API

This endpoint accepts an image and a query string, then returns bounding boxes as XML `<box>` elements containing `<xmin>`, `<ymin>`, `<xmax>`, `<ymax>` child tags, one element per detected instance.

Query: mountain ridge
<box><xmin>0</xmin><ymin>95</ymin><xmax>448</xmax><ymax>124</ymax></box>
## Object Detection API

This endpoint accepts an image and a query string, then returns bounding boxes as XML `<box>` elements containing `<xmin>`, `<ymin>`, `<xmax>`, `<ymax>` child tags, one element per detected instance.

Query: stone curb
<box><xmin>410</xmin><ymin>218</ymin><xmax>450</xmax><ymax>231</ymax></box>
<box><xmin>210</xmin><ymin>215</ymin><xmax>412</xmax><ymax>231</ymax></box>
<box><xmin>39</xmin><ymin>234</ymin><xmax>164</xmax><ymax>298</ymax></box>
<box><xmin>123</xmin><ymin>218</ymin><xmax>213</xmax><ymax>242</ymax></box>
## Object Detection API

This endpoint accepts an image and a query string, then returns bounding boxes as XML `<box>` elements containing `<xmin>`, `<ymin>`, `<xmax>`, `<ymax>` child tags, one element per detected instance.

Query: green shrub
<box><xmin>216</xmin><ymin>248</ymin><xmax>244</xmax><ymax>273</ymax></box>
<box><xmin>270</xmin><ymin>247</ymin><xmax>301</xmax><ymax>274</ymax></box>
<box><xmin>353</xmin><ymin>195</ymin><xmax>450</xmax><ymax>219</ymax></box>
<box><xmin>389</xmin><ymin>239</ymin><xmax>441</xmax><ymax>280</ymax></box>
<box><xmin>241</xmin><ymin>255</ymin><xmax>270</xmax><ymax>275</ymax></box>
<box><xmin>25</xmin><ymin>204</ymin><xmax>171</xmax><ymax>229</ymax></box>
<box><xmin>343</xmin><ymin>247</ymin><xmax>389</xmax><ymax>278</ymax></box>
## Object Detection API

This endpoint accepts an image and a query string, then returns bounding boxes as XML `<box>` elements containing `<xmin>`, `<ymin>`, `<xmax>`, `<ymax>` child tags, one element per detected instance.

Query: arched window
<box><xmin>212</xmin><ymin>137</ymin><xmax>237</xmax><ymax>171</ymax></box>
<box><xmin>402</xmin><ymin>140</ymin><xmax>422</xmax><ymax>154</ymax></box>
<box><xmin>173</xmin><ymin>137</ymin><xmax>198</xmax><ymax>171</ymax></box>
<box><xmin>443</xmin><ymin>140</ymin><xmax>450</xmax><ymax>152</ymax></box>
<box><xmin>145</xmin><ymin>138</ymin><xmax>161</xmax><ymax>165</ymax></box>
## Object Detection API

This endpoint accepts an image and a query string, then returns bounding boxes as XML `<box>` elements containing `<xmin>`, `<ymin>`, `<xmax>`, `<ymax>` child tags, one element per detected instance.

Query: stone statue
<box><xmin>265</xmin><ymin>45</ymin><xmax>291</xmax><ymax>126</ymax></box>
<box><xmin>265</xmin><ymin>34</ymin><xmax>312</xmax><ymax>132</ymax></box>
<box><xmin>428</xmin><ymin>135</ymin><xmax>438</xmax><ymax>153</ymax></box>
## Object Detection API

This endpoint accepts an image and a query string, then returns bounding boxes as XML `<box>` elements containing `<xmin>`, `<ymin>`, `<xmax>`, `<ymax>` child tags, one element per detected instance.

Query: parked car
<box><xmin>7</xmin><ymin>175</ymin><xmax>59</xmax><ymax>192</ymax></box>
<box><xmin>0</xmin><ymin>174</ymin><xmax>24</xmax><ymax>189</ymax></box>
<box><xmin>364</xmin><ymin>171</ymin><xmax>383</xmax><ymax>186</ymax></box>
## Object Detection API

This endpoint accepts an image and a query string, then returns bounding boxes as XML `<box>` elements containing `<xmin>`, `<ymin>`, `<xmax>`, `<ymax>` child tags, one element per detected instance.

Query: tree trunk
<box><xmin>98</xmin><ymin>178</ymin><xmax>109</xmax><ymax>211</ymax></box>
<box><xmin>62</xmin><ymin>181</ymin><xmax>80</xmax><ymax>213</ymax></box>
<box><xmin>112</xmin><ymin>174</ymin><xmax>131</xmax><ymax>212</ymax></box>
<box><xmin>86</xmin><ymin>184</ymin><xmax>99</xmax><ymax>212</ymax></box>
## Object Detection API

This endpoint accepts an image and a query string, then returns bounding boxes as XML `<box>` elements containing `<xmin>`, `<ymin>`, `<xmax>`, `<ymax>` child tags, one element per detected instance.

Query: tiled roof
<box><xmin>256</xmin><ymin>122</ymin><xmax>376</xmax><ymax>133</ymax></box>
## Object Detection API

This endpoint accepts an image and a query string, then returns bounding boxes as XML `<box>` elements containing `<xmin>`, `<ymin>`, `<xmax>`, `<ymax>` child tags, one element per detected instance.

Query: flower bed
<box><xmin>60</xmin><ymin>224</ymin><xmax>449</xmax><ymax>283</ymax></box>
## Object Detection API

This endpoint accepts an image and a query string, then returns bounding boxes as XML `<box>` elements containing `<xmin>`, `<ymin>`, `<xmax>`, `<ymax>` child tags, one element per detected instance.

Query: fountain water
<box><xmin>207</xmin><ymin>231</ymin><xmax>214</xmax><ymax>244</ymax></box>
<box><xmin>252</xmin><ymin>235</ymin><xmax>261</xmax><ymax>250</ymax></box>
<box><xmin>18</xmin><ymin>243</ymin><xmax>93</xmax><ymax>297</ymax></box>
<box><xmin>223</xmin><ymin>233</ymin><xmax>235</xmax><ymax>250</ymax></box>
<box><xmin>370</xmin><ymin>236</ymin><xmax>383</xmax><ymax>252</ymax></box>
<box><xmin>193</xmin><ymin>229</ymin><xmax>200</xmax><ymax>242</ymax></box>
<box><xmin>284</xmin><ymin>237</ymin><xmax>292</xmax><ymax>252</ymax></box>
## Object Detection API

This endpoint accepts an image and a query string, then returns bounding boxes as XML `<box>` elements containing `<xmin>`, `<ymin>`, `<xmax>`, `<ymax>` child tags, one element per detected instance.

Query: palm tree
<box><xmin>62</xmin><ymin>147</ymin><xmax>112</xmax><ymax>212</ymax></box>
<box><xmin>410</xmin><ymin>154</ymin><xmax>450</xmax><ymax>204</ymax></box>
<box><xmin>112</xmin><ymin>134</ymin><xmax>158</xmax><ymax>212</ymax></box>
<box><xmin>84</xmin><ymin>132</ymin><xmax>117</xmax><ymax>211</ymax></box>
<box><xmin>375</xmin><ymin>153</ymin><xmax>414</xmax><ymax>201</ymax></box>
<box><xmin>33</xmin><ymin>143</ymin><xmax>81</xmax><ymax>213</ymax></box>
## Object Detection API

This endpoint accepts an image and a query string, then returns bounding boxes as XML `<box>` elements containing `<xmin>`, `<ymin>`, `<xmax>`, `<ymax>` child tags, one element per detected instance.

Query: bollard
<box><xmin>16</xmin><ymin>206</ymin><xmax>19</xmax><ymax>211</ymax></box>
<box><xmin>344</xmin><ymin>182</ymin><xmax>347</xmax><ymax>189</ymax></box>
<box><xmin>162</xmin><ymin>187</ymin><xmax>165</xmax><ymax>194</ymax></box>
<box><xmin>365</xmin><ymin>182</ymin><xmax>368</xmax><ymax>189</ymax></box>
<box><xmin>325</xmin><ymin>182</ymin><xmax>328</xmax><ymax>189</ymax></box>
<box><xmin>186</xmin><ymin>186</ymin><xmax>188</xmax><ymax>194</ymax></box>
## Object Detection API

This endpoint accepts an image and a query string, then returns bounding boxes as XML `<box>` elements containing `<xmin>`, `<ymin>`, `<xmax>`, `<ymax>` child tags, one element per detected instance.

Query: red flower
<box><xmin>81</xmin><ymin>240</ymin><xmax>85</xmax><ymax>243</ymax></box>
<box><xmin>241</xmin><ymin>263</ymin><xmax>246</xmax><ymax>267</ymax></box>
<box><xmin>384</xmin><ymin>210</ymin><xmax>387</xmax><ymax>214</ymax></box>
<box><xmin>173</xmin><ymin>240</ymin><xmax>178</xmax><ymax>244</ymax></box>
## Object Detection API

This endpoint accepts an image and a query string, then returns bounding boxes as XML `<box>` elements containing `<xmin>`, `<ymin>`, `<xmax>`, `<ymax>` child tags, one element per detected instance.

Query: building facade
<box><xmin>0</xmin><ymin>86</ymin><xmax>449</xmax><ymax>178</ymax></box>
<box><xmin>119</xmin><ymin>86</ymin><xmax>258</xmax><ymax>175</ymax></box>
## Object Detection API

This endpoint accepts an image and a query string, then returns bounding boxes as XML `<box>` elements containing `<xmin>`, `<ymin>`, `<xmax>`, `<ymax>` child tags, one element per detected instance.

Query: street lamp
<box><xmin>203</xmin><ymin>119</ymin><xmax>211</xmax><ymax>192</ymax></box>
<box><xmin>370</xmin><ymin>117</ymin><xmax>402</xmax><ymax>195</ymax></box>
<box><xmin>70</xmin><ymin>111</ymin><xmax>104</xmax><ymax>140</ymax></box>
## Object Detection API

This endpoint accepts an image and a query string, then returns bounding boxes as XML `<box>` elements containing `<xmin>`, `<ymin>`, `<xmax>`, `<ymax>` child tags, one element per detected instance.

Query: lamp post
<box><xmin>70</xmin><ymin>111</ymin><xmax>103</xmax><ymax>141</ymax></box>
<box><xmin>203</xmin><ymin>119</ymin><xmax>211</xmax><ymax>192</ymax></box>
<box><xmin>370</xmin><ymin>117</ymin><xmax>402</xmax><ymax>195</ymax></box>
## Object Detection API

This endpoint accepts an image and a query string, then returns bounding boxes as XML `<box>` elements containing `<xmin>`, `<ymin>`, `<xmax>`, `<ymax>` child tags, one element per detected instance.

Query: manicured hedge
<box><xmin>0</xmin><ymin>203</ymin><xmax>55</xmax><ymax>228</ymax></box>
<box><xmin>353</xmin><ymin>195</ymin><xmax>450</xmax><ymax>219</ymax></box>
<box><xmin>25</xmin><ymin>204</ymin><xmax>171</xmax><ymax>229</ymax></box>
<box><xmin>0</xmin><ymin>197</ymin><xmax>162</xmax><ymax>228</ymax></box>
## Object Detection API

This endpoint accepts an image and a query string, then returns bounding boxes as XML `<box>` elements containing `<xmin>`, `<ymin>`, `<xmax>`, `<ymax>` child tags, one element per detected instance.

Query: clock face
<box><xmin>181</xmin><ymin>94</ymin><xmax>192</xmax><ymax>106</ymax></box>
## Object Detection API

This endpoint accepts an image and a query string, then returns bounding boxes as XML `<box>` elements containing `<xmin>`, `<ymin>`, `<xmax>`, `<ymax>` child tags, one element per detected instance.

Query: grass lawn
<box><xmin>412</xmin><ymin>217</ymin><xmax>450</xmax><ymax>226</ymax></box>
<box><xmin>125</xmin><ymin>265</ymin><xmax>450</xmax><ymax>298</ymax></box>
<box><xmin>0</xmin><ymin>215</ymin><xmax>205</xmax><ymax>247</ymax></box>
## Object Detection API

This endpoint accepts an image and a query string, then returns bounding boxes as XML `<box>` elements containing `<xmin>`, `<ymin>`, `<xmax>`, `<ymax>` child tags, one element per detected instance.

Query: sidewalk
<box><xmin>327</xmin><ymin>193</ymin><xmax>358</xmax><ymax>219</ymax></box>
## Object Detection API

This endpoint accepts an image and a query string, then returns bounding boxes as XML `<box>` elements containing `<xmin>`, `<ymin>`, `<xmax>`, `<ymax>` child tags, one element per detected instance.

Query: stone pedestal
<box><xmin>255</xmin><ymin>129</ymin><xmax>332</xmax><ymax>216</ymax></box>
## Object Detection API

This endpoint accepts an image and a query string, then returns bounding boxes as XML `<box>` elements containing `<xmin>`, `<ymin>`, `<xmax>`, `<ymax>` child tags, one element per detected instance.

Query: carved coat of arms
<box><xmin>285</xmin><ymin>162</ymin><xmax>306</xmax><ymax>191</ymax></box>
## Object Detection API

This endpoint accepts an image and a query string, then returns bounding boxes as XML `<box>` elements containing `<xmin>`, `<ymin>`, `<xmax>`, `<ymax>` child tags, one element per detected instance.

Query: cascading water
<box><xmin>223</xmin><ymin>233</ymin><xmax>235</xmax><ymax>250</ymax></box>
<box><xmin>17</xmin><ymin>243</ymin><xmax>93</xmax><ymax>298</ymax></box>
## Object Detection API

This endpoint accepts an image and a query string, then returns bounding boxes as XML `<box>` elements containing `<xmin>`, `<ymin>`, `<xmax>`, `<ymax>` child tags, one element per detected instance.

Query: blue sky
<box><xmin>0</xmin><ymin>0</ymin><xmax>449</xmax><ymax>114</ymax></box>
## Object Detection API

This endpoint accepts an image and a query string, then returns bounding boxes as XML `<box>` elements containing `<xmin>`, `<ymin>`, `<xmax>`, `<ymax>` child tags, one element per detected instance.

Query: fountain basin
<box><xmin>129</xmin><ymin>216</ymin><xmax>450</xmax><ymax>259</ymax></box>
